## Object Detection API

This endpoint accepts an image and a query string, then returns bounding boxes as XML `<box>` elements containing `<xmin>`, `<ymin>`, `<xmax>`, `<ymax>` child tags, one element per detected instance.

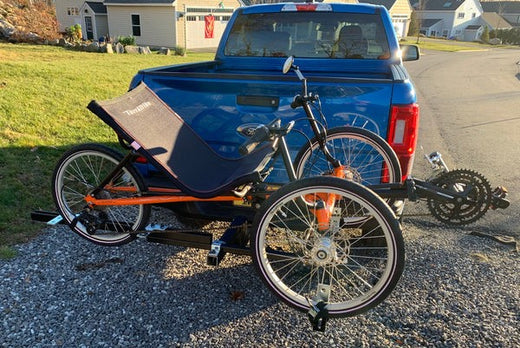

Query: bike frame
<box><xmin>83</xmin><ymin>128</ymin><xmax>344</xmax><ymax>210</ymax></box>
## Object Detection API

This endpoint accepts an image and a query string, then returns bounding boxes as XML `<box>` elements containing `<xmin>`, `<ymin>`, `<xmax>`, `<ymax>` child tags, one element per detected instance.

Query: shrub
<box><xmin>65</xmin><ymin>24</ymin><xmax>82</xmax><ymax>43</ymax></box>
<box><xmin>173</xmin><ymin>46</ymin><xmax>186</xmax><ymax>56</ymax></box>
<box><xmin>481</xmin><ymin>26</ymin><xmax>489</xmax><ymax>43</ymax></box>
<box><xmin>117</xmin><ymin>35</ymin><xmax>136</xmax><ymax>46</ymax></box>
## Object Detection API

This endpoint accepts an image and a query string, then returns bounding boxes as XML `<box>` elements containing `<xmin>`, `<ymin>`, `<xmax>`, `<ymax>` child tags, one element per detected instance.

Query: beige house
<box><xmin>358</xmin><ymin>0</ymin><xmax>413</xmax><ymax>37</ymax></box>
<box><xmin>55</xmin><ymin>0</ymin><xmax>240</xmax><ymax>48</ymax></box>
<box><xmin>104</xmin><ymin>0</ymin><xmax>239</xmax><ymax>48</ymax></box>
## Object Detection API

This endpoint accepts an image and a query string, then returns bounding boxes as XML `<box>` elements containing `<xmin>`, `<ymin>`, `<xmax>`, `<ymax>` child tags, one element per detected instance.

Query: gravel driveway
<box><xmin>1</xmin><ymin>207</ymin><xmax>519</xmax><ymax>347</ymax></box>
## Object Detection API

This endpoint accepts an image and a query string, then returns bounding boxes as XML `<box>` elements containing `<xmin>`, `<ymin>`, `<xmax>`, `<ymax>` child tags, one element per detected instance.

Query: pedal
<box><xmin>307</xmin><ymin>301</ymin><xmax>329</xmax><ymax>332</ymax></box>
<box><xmin>491</xmin><ymin>186</ymin><xmax>510</xmax><ymax>210</ymax></box>
<box><xmin>46</xmin><ymin>214</ymin><xmax>63</xmax><ymax>225</ymax></box>
<box><xmin>425</xmin><ymin>151</ymin><xmax>449</xmax><ymax>172</ymax></box>
<box><xmin>207</xmin><ymin>240</ymin><xmax>225</xmax><ymax>266</ymax></box>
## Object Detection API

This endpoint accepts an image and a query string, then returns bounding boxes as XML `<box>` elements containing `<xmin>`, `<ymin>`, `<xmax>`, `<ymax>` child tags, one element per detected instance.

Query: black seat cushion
<box><xmin>87</xmin><ymin>83</ymin><xmax>276</xmax><ymax>198</ymax></box>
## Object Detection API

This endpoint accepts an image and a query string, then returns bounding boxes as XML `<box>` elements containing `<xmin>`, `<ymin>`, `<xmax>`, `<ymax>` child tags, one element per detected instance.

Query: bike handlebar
<box><xmin>238</xmin><ymin>124</ymin><xmax>271</xmax><ymax>156</ymax></box>
<box><xmin>290</xmin><ymin>94</ymin><xmax>319</xmax><ymax>109</ymax></box>
<box><xmin>290</xmin><ymin>95</ymin><xmax>304</xmax><ymax>109</ymax></box>
<box><xmin>238</xmin><ymin>119</ymin><xmax>295</xmax><ymax>156</ymax></box>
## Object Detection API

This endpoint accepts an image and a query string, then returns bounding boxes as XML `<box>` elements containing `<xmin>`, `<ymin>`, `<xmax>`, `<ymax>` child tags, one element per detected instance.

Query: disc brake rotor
<box><xmin>427</xmin><ymin>169</ymin><xmax>492</xmax><ymax>226</ymax></box>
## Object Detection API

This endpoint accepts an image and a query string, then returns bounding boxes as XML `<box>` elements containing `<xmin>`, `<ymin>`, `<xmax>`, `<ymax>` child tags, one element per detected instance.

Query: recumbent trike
<box><xmin>48</xmin><ymin>57</ymin><xmax>509</xmax><ymax>331</ymax></box>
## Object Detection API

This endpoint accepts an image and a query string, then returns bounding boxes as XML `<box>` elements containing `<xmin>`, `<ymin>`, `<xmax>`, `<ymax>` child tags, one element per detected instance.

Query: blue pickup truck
<box><xmin>128</xmin><ymin>2</ymin><xmax>419</xmax><ymax>219</ymax></box>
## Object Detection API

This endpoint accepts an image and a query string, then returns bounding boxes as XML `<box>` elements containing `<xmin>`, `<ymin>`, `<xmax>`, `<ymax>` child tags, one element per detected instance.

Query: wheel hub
<box><xmin>310</xmin><ymin>238</ymin><xmax>336</xmax><ymax>266</ymax></box>
<box><xmin>341</xmin><ymin>166</ymin><xmax>362</xmax><ymax>183</ymax></box>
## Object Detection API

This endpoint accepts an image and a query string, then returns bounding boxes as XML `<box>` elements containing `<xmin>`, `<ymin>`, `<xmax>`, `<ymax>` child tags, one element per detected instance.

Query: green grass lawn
<box><xmin>0</xmin><ymin>43</ymin><xmax>213</xmax><ymax>247</ymax></box>
<box><xmin>402</xmin><ymin>36</ymin><xmax>511</xmax><ymax>52</ymax></box>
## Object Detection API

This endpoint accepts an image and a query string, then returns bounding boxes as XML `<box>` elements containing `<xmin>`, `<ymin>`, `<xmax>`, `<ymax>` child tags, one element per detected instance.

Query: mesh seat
<box><xmin>87</xmin><ymin>83</ymin><xmax>276</xmax><ymax>198</ymax></box>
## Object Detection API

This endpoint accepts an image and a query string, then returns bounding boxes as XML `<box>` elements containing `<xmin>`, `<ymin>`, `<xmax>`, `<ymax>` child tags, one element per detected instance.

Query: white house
<box><xmin>55</xmin><ymin>0</ymin><xmax>96</xmax><ymax>32</ymax></box>
<box><xmin>80</xmin><ymin>1</ymin><xmax>108</xmax><ymax>40</ymax></box>
<box><xmin>413</xmin><ymin>0</ymin><xmax>484</xmax><ymax>40</ymax></box>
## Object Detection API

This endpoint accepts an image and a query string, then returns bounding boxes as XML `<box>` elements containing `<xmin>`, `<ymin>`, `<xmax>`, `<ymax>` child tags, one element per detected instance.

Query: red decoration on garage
<box><xmin>205</xmin><ymin>15</ymin><xmax>215</xmax><ymax>38</ymax></box>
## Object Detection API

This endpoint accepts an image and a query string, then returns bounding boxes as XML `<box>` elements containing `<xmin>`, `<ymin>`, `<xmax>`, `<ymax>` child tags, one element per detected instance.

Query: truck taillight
<box><xmin>387</xmin><ymin>104</ymin><xmax>419</xmax><ymax>181</ymax></box>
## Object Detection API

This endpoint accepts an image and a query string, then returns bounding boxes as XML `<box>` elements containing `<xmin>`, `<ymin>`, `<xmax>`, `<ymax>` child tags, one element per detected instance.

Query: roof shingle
<box><xmin>86</xmin><ymin>1</ymin><xmax>107</xmax><ymax>14</ymax></box>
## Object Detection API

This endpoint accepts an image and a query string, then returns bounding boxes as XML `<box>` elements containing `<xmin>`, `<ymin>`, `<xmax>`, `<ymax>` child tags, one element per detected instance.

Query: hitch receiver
<box><xmin>307</xmin><ymin>301</ymin><xmax>329</xmax><ymax>332</ymax></box>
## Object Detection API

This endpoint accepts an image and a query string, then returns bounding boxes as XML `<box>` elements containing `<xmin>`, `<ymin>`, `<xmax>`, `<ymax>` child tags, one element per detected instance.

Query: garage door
<box><xmin>185</xmin><ymin>7</ymin><xmax>234</xmax><ymax>49</ymax></box>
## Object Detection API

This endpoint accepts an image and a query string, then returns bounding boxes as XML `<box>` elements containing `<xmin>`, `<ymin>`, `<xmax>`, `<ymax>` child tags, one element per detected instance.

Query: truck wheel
<box><xmin>250</xmin><ymin>176</ymin><xmax>404</xmax><ymax>317</ymax></box>
<box><xmin>52</xmin><ymin>144</ymin><xmax>150</xmax><ymax>246</ymax></box>
<box><xmin>294</xmin><ymin>126</ymin><xmax>402</xmax><ymax>187</ymax></box>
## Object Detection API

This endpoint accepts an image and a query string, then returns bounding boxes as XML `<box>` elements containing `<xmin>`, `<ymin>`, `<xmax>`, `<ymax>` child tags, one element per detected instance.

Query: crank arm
<box><xmin>370</xmin><ymin>178</ymin><xmax>475</xmax><ymax>203</ymax></box>
<box><xmin>412</xmin><ymin>178</ymin><xmax>474</xmax><ymax>203</ymax></box>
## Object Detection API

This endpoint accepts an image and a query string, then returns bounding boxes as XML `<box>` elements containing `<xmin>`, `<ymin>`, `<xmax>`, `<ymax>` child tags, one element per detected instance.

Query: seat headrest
<box><xmin>339</xmin><ymin>25</ymin><xmax>363</xmax><ymax>40</ymax></box>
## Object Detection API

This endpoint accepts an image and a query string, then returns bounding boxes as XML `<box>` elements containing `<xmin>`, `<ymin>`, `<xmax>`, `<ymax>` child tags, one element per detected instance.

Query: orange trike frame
<box><xmin>83</xmin><ymin>157</ymin><xmax>346</xmax><ymax>230</ymax></box>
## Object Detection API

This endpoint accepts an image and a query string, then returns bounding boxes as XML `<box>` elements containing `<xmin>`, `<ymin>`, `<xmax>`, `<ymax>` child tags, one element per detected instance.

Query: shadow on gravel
<box><xmin>0</xmin><ymin>226</ymin><xmax>280</xmax><ymax>346</ymax></box>
<box><xmin>75</xmin><ymin>241</ymin><xmax>279</xmax><ymax>343</ymax></box>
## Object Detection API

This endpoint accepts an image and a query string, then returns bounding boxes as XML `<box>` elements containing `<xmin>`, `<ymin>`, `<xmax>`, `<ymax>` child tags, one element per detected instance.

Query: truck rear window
<box><xmin>224</xmin><ymin>12</ymin><xmax>390</xmax><ymax>59</ymax></box>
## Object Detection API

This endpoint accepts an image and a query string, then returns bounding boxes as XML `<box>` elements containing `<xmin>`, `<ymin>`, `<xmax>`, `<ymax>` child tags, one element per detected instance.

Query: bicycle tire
<box><xmin>294</xmin><ymin>126</ymin><xmax>402</xmax><ymax>186</ymax></box>
<box><xmin>251</xmin><ymin>176</ymin><xmax>404</xmax><ymax>317</ymax></box>
<box><xmin>52</xmin><ymin>143</ymin><xmax>150</xmax><ymax>246</ymax></box>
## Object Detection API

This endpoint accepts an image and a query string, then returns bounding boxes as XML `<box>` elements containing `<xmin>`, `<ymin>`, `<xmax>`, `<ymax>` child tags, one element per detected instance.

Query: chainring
<box><xmin>426</xmin><ymin>169</ymin><xmax>492</xmax><ymax>226</ymax></box>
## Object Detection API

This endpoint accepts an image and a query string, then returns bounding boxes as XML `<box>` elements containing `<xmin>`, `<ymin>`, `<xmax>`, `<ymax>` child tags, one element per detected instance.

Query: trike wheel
<box><xmin>251</xmin><ymin>176</ymin><xmax>404</xmax><ymax>317</ymax></box>
<box><xmin>294</xmin><ymin>126</ymin><xmax>402</xmax><ymax>186</ymax></box>
<box><xmin>52</xmin><ymin>144</ymin><xmax>150</xmax><ymax>246</ymax></box>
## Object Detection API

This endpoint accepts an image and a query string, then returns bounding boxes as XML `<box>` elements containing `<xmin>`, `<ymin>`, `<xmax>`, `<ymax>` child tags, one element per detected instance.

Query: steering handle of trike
<box><xmin>290</xmin><ymin>94</ymin><xmax>319</xmax><ymax>109</ymax></box>
<box><xmin>238</xmin><ymin>119</ymin><xmax>294</xmax><ymax>155</ymax></box>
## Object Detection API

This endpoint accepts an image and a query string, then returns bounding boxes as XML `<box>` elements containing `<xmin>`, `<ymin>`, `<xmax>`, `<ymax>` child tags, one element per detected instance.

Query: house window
<box><xmin>67</xmin><ymin>7</ymin><xmax>79</xmax><ymax>16</ymax></box>
<box><xmin>131</xmin><ymin>14</ymin><xmax>141</xmax><ymax>36</ymax></box>
<box><xmin>457</xmin><ymin>13</ymin><xmax>465</xmax><ymax>19</ymax></box>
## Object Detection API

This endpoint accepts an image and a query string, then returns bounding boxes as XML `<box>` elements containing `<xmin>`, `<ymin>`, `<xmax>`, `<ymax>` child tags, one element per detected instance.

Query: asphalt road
<box><xmin>404</xmin><ymin>48</ymin><xmax>520</xmax><ymax>237</ymax></box>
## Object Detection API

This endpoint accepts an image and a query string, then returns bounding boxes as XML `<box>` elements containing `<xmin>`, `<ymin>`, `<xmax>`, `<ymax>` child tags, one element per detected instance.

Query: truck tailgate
<box><xmin>134</xmin><ymin>69</ymin><xmax>393</xmax><ymax>182</ymax></box>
